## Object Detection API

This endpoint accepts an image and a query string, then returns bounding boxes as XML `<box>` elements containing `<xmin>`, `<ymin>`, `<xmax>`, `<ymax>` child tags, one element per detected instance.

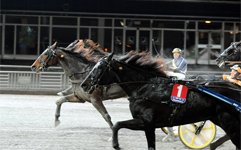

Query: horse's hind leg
<box><xmin>209</xmin><ymin>134</ymin><xmax>229</xmax><ymax>150</ymax></box>
<box><xmin>55</xmin><ymin>93</ymin><xmax>85</xmax><ymax>127</ymax></box>
<box><xmin>218</xmin><ymin>112</ymin><xmax>240</xmax><ymax>149</ymax></box>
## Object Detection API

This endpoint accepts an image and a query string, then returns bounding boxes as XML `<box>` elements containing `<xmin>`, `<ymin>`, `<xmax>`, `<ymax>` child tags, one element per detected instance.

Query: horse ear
<box><xmin>107</xmin><ymin>51</ymin><xmax>115</xmax><ymax>61</ymax></box>
<box><xmin>52</xmin><ymin>41</ymin><xmax>58</xmax><ymax>49</ymax></box>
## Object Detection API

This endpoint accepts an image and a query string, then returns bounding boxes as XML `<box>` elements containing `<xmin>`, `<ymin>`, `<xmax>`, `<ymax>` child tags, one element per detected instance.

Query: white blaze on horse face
<box><xmin>35</xmin><ymin>49</ymin><xmax>48</xmax><ymax>72</ymax></box>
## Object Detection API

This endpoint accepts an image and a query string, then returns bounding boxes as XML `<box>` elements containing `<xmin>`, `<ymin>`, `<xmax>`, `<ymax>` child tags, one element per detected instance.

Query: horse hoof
<box><xmin>57</xmin><ymin>92</ymin><xmax>64</xmax><ymax>96</ymax></box>
<box><xmin>55</xmin><ymin>120</ymin><xmax>60</xmax><ymax>127</ymax></box>
<box><xmin>209</xmin><ymin>145</ymin><xmax>215</xmax><ymax>150</ymax></box>
<box><xmin>113</xmin><ymin>144</ymin><xmax>121</xmax><ymax>150</ymax></box>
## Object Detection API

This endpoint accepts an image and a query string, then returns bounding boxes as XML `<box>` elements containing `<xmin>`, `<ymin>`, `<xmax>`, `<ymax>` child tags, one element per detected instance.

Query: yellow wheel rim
<box><xmin>178</xmin><ymin>120</ymin><xmax>216</xmax><ymax>149</ymax></box>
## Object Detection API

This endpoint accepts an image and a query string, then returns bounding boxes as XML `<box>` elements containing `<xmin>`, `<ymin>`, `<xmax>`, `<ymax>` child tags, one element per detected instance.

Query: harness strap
<box><xmin>168</xmin><ymin>104</ymin><xmax>180</xmax><ymax>126</ymax></box>
<box><xmin>102</xmin><ymin>86</ymin><xmax>109</xmax><ymax>100</ymax></box>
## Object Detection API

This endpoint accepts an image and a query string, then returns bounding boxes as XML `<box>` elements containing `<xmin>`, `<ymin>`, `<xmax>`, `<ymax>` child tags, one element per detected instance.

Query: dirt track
<box><xmin>0</xmin><ymin>94</ymin><xmax>235</xmax><ymax>150</ymax></box>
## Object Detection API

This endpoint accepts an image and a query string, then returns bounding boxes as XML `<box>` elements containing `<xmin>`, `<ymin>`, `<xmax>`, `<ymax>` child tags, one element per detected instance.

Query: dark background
<box><xmin>1</xmin><ymin>0</ymin><xmax>240</xmax><ymax>20</ymax></box>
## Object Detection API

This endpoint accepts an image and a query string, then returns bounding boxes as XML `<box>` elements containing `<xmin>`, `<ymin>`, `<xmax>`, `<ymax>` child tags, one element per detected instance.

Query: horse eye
<box><xmin>44</xmin><ymin>53</ymin><xmax>48</xmax><ymax>55</ymax></box>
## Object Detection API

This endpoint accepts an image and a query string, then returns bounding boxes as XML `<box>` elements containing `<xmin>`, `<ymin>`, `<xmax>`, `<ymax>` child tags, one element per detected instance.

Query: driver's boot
<box><xmin>162</xmin><ymin>127</ymin><xmax>175</xmax><ymax>142</ymax></box>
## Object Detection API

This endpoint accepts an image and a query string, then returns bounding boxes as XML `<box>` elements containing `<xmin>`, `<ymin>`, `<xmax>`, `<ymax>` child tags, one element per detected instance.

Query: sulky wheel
<box><xmin>178</xmin><ymin>120</ymin><xmax>216</xmax><ymax>149</ymax></box>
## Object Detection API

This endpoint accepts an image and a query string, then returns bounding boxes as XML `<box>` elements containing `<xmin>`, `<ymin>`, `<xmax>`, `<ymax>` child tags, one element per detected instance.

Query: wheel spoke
<box><xmin>190</xmin><ymin>134</ymin><xmax>197</xmax><ymax>146</ymax></box>
<box><xmin>182</xmin><ymin>130</ymin><xmax>195</xmax><ymax>134</ymax></box>
<box><xmin>201</xmin><ymin>126</ymin><xmax>213</xmax><ymax>130</ymax></box>
<box><xmin>199</xmin><ymin>133</ymin><xmax>208</xmax><ymax>142</ymax></box>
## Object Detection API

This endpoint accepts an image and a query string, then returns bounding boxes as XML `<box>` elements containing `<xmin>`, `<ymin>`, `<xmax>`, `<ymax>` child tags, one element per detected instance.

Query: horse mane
<box><xmin>118</xmin><ymin>50</ymin><xmax>167</xmax><ymax>77</ymax></box>
<box><xmin>59</xmin><ymin>39</ymin><xmax>107</xmax><ymax>63</ymax></box>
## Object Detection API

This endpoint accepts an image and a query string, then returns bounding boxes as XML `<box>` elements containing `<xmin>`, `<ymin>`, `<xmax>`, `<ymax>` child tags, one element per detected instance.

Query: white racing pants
<box><xmin>165</xmin><ymin>71</ymin><xmax>186</xmax><ymax>80</ymax></box>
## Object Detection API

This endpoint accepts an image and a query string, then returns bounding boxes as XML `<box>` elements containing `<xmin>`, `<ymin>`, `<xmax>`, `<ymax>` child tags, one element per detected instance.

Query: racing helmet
<box><xmin>230</xmin><ymin>65</ymin><xmax>241</xmax><ymax>73</ymax></box>
<box><xmin>172</xmin><ymin>48</ymin><xmax>182</xmax><ymax>54</ymax></box>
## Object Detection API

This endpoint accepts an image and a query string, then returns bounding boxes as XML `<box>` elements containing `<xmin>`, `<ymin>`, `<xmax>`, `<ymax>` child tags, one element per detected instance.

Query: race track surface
<box><xmin>0</xmin><ymin>94</ymin><xmax>235</xmax><ymax>150</ymax></box>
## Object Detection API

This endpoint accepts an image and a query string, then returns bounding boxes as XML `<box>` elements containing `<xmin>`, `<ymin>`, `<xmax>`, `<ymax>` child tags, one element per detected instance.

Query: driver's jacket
<box><xmin>166</xmin><ymin>56</ymin><xmax>187</xmax><ymax>75</ymax></box>
<box><xmin>223</xmin><ymin>75</ymin><xmax>241</xmax><ymax>86</ymax></box>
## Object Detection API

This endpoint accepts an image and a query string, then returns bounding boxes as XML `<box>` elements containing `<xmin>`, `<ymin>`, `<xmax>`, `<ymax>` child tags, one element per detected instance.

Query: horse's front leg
<box><xmin>144</xmin><ymin>125</ymin><xmax>156</xmax><ymax>150</ymax></box>
<box><xmin>55</xmin><ymin>93</ymin><xmax>85</xmax><ymax>127</ymax></box>
<box><xmin>57</xmin><ymin>86</ymin><xmax>73</xmax><ymax>96</ymax></box>
<box><xmin>112</xmin><ymin>118</ymin><xmax>145</xmax><ymax>150</ymax></box>
<box><xmin>90</xmin><ymin>96</ymin><xmax>113</xmax><ymax>130</ymax></box>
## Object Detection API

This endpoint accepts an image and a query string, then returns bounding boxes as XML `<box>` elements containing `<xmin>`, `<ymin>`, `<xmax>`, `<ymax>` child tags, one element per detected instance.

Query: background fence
<box><xmin>0</xmin><ymin>65</ymin><xmax>71</xmax><ymax>94</ymax></box>
<box><xmin>0</xmin><ymin>65</ymin><xmax>228</xmax><ymax>94</ymax></box>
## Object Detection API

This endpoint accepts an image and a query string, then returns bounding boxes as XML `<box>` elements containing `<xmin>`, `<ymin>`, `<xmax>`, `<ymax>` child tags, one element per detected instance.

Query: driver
<box><xmin>223</xmin><ymin>64</ymin><xmax>241</xmax><ymax>86</ymax></box>
<box><xmin>165</xmin><ymin>48</ymin><xmax>187</xmax><ymax>80</ymax></box>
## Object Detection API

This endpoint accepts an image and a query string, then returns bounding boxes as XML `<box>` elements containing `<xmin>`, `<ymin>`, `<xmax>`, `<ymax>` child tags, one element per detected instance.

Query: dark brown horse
<box><xmin>81</xmin><ymin>51</ymin><xmax>241</xmax><ymax>150</ymax></box>
<box><xmin>211</xmin><ymin>41</ymin><xmax>241</xmax><ymax>150</ymax></box>
<box><xmin>31</xmin><ymin>39</ymin><xmax>126</xmax><ymax>129</ymax></box>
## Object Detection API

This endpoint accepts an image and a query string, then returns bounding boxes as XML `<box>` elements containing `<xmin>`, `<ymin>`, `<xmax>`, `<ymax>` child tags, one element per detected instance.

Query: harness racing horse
<box><xmin>216</xmin><ymin>41</ymin><xmax>241</xmax><ymax>68</ymax></box>
<box><xmin>31</xmin><ymin>39</ymin><xmax>126</xmax><ymax>129</ymax></box>
<box><xmin>81</xmin><ymin>51</ymin><xmax>241</xmax><ymax>150</ymax></box>
<box><xmin>212</xmin><ymin>41</ymin><xmax>241</xmax><ymax>150</ymax></box>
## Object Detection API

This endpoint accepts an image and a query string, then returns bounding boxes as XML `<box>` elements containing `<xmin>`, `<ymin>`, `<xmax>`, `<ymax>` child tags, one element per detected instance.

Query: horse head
<box><xmin>81</xmin><ymin>51</ymin><xmax>115</xmax><ymax>94</ymax></box>
<box><xmin>31</xmin><ymin>42</ymin><xmax>58</xmax><ymax>72</ymax></box>
<box><xmin>216</xmin><ymin>41</ymin><xmax>241</xmax><ymax>68</ymax></box>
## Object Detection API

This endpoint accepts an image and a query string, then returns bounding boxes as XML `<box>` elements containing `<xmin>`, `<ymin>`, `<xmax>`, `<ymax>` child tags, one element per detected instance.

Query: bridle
<box><xmin>37</xmin><ymin>46</ymin><xmax>57</xmax><ymax>71</ymax></box>
<box><xmin>217</xmin><ymin>42</ymin><xmax>241</xmax><ymax>68</ymax></box>
<box><xmin>81</xmin><ymin>56</ymin><xmax>112</xmax><ymax>90</ymax></box>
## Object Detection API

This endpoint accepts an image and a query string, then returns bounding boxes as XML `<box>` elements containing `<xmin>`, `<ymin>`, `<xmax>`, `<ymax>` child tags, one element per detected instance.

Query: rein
<box><xmin>97</xmin><ymin>78</ymin><xmax>241</xmax><ymax>93</ymax></box>
<box><xmin>225</xmin><ymin>61</ymin><xmax>241</xmax><ymax>63</ymax></box>
<box><xmin>200</xmin><ymin>84</ymin><xmax>241</xmax><ymax>92</ymax></box>
<box><xmin>98</xmin><ymin>78</ymin><xmax>173</xmax><ymax>88</ymax></box>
